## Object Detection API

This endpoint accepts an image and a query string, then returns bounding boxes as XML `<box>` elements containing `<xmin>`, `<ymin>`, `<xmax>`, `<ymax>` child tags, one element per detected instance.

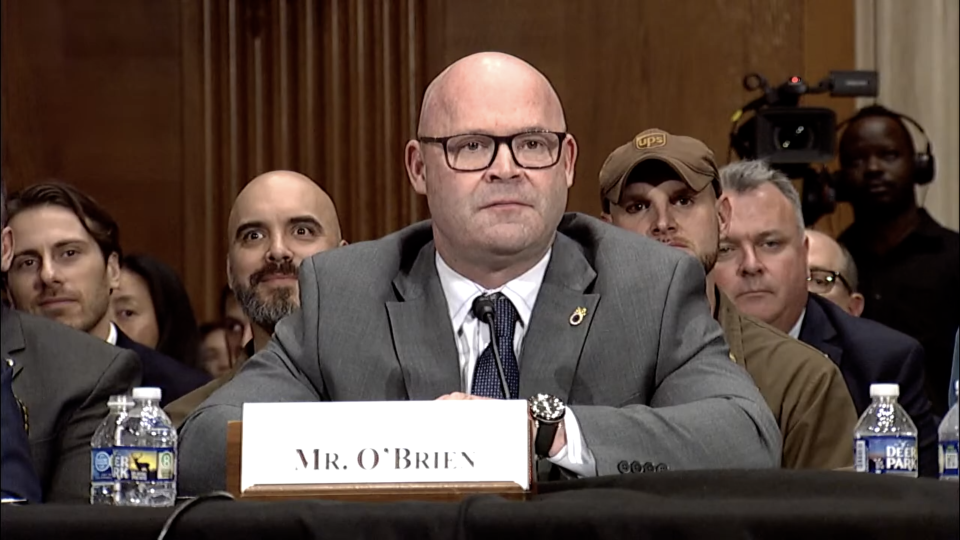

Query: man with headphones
<box><xmin>836</xmin><ymin>105</ymin><xmax>960</xmax><ymax>417</ymax></box>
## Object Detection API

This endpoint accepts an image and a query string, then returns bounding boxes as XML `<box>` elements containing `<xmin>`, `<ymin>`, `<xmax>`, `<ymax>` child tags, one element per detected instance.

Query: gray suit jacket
<box><xmin>1</xmin><ymin>305</ymin><xmax>141</xmax><ymax>503</ymax></box>
<box><xmin>179</xmin><ymin>213</ymin><xmax>781</xmax><ymax>494</ymax></box>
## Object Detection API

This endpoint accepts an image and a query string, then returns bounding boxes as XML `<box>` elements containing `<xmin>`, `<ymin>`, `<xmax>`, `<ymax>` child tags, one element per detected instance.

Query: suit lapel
<box><xmin>386</xmin><ymin>242</ymin><xmax>462</xmax><ymax>400</ymax></box>
<box><xmin>800</xmin><ymin>295</ymin><xmax>843</xmax><ymax>366</ymax></box>
<box><xmin>1</xmin><ymin>305</ymin><xmax>26</xmax><ymax>380</ymax></box>
<box><xmin>518</xmin><ymin>233</ymin><xmax>598</xmax><ymax>402</ymax></box>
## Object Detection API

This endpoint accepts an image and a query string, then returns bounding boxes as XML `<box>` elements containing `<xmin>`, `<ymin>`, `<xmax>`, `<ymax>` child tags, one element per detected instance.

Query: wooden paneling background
<box><xmin>178</xmin><ymin>0</ymin><xmax>426</xmax><ymax>317</ymax></box>
<box><xmin>1</xmin><ymin>0</ymin><xmax>856</xmax><ymax>322</ymax></box>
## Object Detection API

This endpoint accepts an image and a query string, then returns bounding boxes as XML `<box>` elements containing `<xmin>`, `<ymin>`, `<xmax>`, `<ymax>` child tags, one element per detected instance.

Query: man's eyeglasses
<box><xmin>418</xmin><ymin>131</ymin><xmax>568</xmax><ymax>172</ymax></box>
<box><xmin>807</xmin><ymin>268</ymin><xmax>852</xmax><ymax>295</ymax></box>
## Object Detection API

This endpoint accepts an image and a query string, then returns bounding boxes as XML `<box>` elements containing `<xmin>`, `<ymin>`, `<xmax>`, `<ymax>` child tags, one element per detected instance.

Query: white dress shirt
<box><xmin>106</xmin><ymin>322</ymin><xmax>118</xmax><ymax>346</ymax></box>
<box><xmin>436</xmin><ymin>250</ymin><xmax>596</xmax><ymax>477</ymax></box>
<box><xmin>788</xmin><ymin>309</ymin><xmax>806</xmax><ymax>340</ymax></box>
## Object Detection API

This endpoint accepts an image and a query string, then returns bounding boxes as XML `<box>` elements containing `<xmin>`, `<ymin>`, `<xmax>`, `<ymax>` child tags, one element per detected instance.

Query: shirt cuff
<box><xmin>546</xmin><ymin>408</ymin><xmax>597</xmax><ymax>477</ymax></box>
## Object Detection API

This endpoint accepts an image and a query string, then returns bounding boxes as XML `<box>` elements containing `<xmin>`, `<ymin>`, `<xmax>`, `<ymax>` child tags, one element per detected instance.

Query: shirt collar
<box><xmin>436</xmin><ymin>249</ymin><xmax>552</xmax><ymax>332</ymax></box>
<box><xmin>106</xmin><ymin>322</ymin><xmax>118</xmax><ymax>346</ymax></box>
<box><xmin>787</xmin><ymin>308</ymin><xmax>806</xmax><ymax>339</ymax></box>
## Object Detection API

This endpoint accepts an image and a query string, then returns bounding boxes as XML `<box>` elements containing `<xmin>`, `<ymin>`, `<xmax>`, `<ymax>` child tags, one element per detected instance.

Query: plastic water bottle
<box><xmin>939</xmin><ymin>382</ymin><xmax>959</xmax><ymax>481</ymax></box>
<box><xmin>90</xmin><ymin>395</ymin><xmax>135</xmax><ymax>505</ymax></box>
<box><xmin>115</xmin><ymin>387</ymin><xmax>178</xmax><ymax>507</ymax></box>
<box><xmin>853</xmin><ymin>383</ymin><xmax>918</xmax><ymax>477</ymax></box>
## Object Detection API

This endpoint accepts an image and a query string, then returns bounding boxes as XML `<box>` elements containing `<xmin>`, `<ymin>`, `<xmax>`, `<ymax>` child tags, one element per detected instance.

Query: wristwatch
<box><xmin>528</xmin><ymin>393</ymin><xmax>566</xmax><ymax>458</ymax></box>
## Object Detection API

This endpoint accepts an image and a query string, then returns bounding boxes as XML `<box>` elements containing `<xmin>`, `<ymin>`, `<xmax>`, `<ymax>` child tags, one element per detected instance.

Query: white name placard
<box><xmin>240</xmin><ymin>400</ymin><xmax>530</xmax><ymax>491</ymax></box>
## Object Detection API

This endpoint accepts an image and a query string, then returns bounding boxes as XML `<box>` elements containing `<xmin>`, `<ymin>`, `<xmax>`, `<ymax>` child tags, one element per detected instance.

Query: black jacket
<box><xmin>799</xmin><ymin>293</ymin><xmax>938</xmax><ymax>477</ymax></box>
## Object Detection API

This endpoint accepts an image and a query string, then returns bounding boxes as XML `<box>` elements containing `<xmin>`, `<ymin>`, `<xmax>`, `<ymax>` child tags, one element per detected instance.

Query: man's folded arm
<box><xmin>780</xmin><ymin>361</ymin><xmax>857</xmax><ymax>470</ymax></box>
<box><xmin>575</xmin><ymin>256</ymin><xmax>781</xmax><ymax>474</ymax></box>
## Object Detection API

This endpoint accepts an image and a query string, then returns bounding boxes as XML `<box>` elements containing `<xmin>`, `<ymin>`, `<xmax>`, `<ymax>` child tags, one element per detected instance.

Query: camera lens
<box><xmin>773</xmin><ymin>124</ymin><xmax>815</xmax><ymax>150</ymax></box>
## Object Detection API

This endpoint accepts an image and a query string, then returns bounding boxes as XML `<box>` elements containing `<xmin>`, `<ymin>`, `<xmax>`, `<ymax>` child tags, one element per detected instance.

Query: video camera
<box><xmin>728</xmin><ymin>71</ymin><xmax>879</xmax><ymax>225</ymax></box>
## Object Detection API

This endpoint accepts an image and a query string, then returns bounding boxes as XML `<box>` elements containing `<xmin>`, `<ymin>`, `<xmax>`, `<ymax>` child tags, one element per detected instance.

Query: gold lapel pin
<box><xmin>569</xmin><ymin>307</ymin><xmax>587</xmax><ymax>326</ymax></box>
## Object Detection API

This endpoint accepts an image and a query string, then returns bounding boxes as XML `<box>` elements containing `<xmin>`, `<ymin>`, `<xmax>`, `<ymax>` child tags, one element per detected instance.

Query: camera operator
<box><xmin>836</xmin><ymin>105</ymin><xmax>959</xmax><ymax>416</ymax></box>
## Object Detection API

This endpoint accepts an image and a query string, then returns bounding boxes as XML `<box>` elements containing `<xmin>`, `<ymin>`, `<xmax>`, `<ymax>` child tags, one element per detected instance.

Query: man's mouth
<box><xmin>38</xmin><ymin>297</ymin><xmax>76</xmax><ymax>307</ymax></box>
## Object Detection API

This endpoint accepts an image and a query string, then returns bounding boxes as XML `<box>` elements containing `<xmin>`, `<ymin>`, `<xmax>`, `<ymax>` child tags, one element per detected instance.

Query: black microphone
<box><xmin>471</xmin><ymin>294</ymin><xmax>513</xmax><ymax>400</ymax></box>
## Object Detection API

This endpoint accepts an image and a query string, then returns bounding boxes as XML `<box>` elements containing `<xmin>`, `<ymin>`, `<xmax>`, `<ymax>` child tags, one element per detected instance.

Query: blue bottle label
<box><xmin>939</xmin><ymin>439</ymin><xmax>959</xmax><ymax>479</ymax></box>
<box><xmin>90</xmin><ymin>449</ymin><xmax>113</xmax><ymax>482</ymax></box>
<box><xmin>114</xmin><ymin>447</ymin><xmax>177</xmax><ymax>483</ymax></box>
<box><xmin>854</xmin><ymin>435</ymin><xmax>918</xmax><ymax>476</ymax></box>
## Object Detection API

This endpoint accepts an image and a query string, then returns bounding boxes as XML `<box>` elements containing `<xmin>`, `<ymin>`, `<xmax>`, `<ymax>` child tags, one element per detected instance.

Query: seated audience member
<box><xmin>951</xmin><ymin>329</ymin><xmax>959</xmax><ymax>409</ymax></box>
<box><xmin>221</xmin><ymin>284</ymin><xmax>252</xmax><ymax>361</ymax></box>
<box><xmin>178</xmin><ymin>52</ymin><xmax>781</xmax><ymax>494</ymax></box>
<box><xmin>836</xmin><ymin>105</ymin><xmax>959</xmax><ymax>416</ymax></box>
<box><xmin>114</xmin><ymin>253</ymin><xmax>205</xmax><ymax>369</ymax></box>
<box><xmin>600</xmin><ymin>129</ymin><xmax>857</xmax><ymax>469</ymax></box>
<box><xmin>713</xmin><ymin>160</ymin><xmax>939</xmax><ymax>477</ymax></box>
<box><xmin>1</xmin><ymin>359</ymin><xmax>41</xmax><ymax>503</ymax></box>
<box><xmin>164</xmin><ymin>171</ymin><xmax>346</xmax><ymax>427</ymax></box>
<box><xmin>1</xmin><ymin>176</ymin><xmax>140</xmax><ymax>502</ymax></box>
<box><xmin>198</xmin><ymin>323</ymin><xmax>232</xmax><ymax>378</ymax></box>
<box><xmin>805</xmin><ymin>229</ymin><xmax>864</xmax><ymax>317</ymax></box>
<box><xmin>5</xmin><ymin>182</ymin><xmax>206</xmax><ymax>406</ymax></box>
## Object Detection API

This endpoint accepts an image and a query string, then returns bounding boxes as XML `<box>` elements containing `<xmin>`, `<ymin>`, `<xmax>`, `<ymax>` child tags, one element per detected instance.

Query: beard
<box><xmin>699</xmin><ymin>247</ymin><xmax>718</xmax><ymax>275</ymax></box>
<box><xmin>230</xmin><ymin>260</ymin><xmax>300</xmax><ymax>331</ymax></box>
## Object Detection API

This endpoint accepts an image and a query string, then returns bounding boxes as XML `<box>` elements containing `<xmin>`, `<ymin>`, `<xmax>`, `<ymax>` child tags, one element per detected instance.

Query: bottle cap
<box><xmin>869</xmin><ymin>383</ymin><xmax>900</xmax><ymax>398</ymax></box>
<box><xmin>107</xmin><ymin>394</ymin><xmax>135</xmax><ymax>408</ymax></box>
<box><xmin>132</xmin><ymin>387</ymin><xmax>162</xmax><ymax>401</ymax></box>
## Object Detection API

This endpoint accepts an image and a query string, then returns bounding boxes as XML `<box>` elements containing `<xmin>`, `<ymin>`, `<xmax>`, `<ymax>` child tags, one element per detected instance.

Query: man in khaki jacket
<box><xmin>166</xmin><ymin>171</ymin><xmax>345</xmax><ymax>427</ymax></box>
<box><xmin>599</xmin><ymin>129</ymin><xmax>857</xmax><ymax>469</ymax></box>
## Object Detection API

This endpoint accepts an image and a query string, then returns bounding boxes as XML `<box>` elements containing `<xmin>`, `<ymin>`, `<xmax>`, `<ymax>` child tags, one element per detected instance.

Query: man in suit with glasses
<box><xmin>178</xmin><ymin>52</ymin><xmax>780</xmax><ymax>494</ymax></box>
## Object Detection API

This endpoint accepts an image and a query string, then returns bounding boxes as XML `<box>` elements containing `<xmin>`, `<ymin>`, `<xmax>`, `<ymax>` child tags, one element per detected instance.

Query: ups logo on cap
<box><xmin>635</xmin><ymin>132</ymin><xmax>667</xmax><ymax>149</ymax></box>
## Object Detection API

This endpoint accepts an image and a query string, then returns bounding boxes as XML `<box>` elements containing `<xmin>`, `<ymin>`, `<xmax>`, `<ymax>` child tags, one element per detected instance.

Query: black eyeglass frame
<box><xmin>418</xmin><ymin>130</ymin><xmax>569</xmax><ymax>172</ymax></box>
<box><xmin>807</xmin><ymin>268</ymin><xmax>853</xmax><ymax>294</ymax></box>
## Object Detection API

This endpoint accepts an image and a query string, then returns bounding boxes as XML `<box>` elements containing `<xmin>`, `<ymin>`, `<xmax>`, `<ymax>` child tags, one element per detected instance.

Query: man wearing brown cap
<box><xmin>599</xmin><ymin>129</ymin><xmax>858</xmax><ymax>470</ymax></box>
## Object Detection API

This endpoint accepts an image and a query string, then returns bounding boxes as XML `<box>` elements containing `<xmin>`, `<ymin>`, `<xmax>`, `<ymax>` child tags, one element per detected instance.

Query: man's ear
<box><xmin>1</xmin><ymin>226</ymin><xmax>12</xmax><ymax>273</ymax></box>
<box><xmin>600</xmin><ymin>212</ymin><xmax>612</xmax><ymax>223</ymax></box>
<box><xmin>225</xmin><ymin>254</ymin><xmax>235</xmax><ymax>292</ymax></box>
<box><xmin>848</xmin><ymin>292</ymin><xmax>865</xmax><ymax>317</ymax></box>
<box><xmin>405</xmin><ymin>140</ymin><xmax>428</xmax><ymax>195</ymax></box>
<box><xmin>339</xmin><ymin>239</ymin><xmax>349</xmax><ymax>247</ymax></box>
<box><xmin>562</xmin><ymin>134</ymin><xmax>578</xmax><ymax>189</ymax></box>
<box><xmin>106</xmin><ymin>252</ymin><xmax>121</xmax><ymax>291</ymax></box>
<box><xmin>717</xmin><ymin>196</ymin><xmax>732</xmax><ymax>235</ymax></box>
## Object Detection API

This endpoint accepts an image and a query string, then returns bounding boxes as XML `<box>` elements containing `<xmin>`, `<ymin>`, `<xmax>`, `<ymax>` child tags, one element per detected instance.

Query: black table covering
<box><xmin>2</xmin><ymin>470</ymin><xmax>957</xmax><ymax>540</ymax></box>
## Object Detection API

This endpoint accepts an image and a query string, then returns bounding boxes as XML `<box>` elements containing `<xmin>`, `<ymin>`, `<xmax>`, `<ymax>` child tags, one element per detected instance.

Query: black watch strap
<box><xmin>534</xmin><ymin>420</ymin><xmax>560</xmax><ymax>458</ymax></box>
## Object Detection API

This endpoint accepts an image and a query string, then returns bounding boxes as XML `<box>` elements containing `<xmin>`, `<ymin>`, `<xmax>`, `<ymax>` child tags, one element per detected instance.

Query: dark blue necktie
<box><xmin>471</xmin><ymin>293</ymin><xmax>521</xmax><ymax>399</ymax></box>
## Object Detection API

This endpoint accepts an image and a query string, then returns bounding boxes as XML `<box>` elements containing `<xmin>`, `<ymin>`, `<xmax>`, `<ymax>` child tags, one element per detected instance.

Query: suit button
<box><xmin>617</xmin><ymin>460</ymin><xmax>630</xmax><ymax>474</ymax></box>
<box><xmin>655</xmin><ymin>463</ymin><xmax>668</xmax><ymax>472</ymax></box>
<box><xmin>630</xmin><ymin>461</ymin><xmax>642</xmax><ymax>473</ymax></box>
<box><xmin>643</xmin><ymin>462</ymin><xmax>655</xmax><ymax>473</ymax></box>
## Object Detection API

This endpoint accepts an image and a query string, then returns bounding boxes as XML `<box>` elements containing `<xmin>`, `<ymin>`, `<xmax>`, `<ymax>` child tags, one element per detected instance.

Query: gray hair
<box><xmin>719</xmin><ymin>160</ymin><xmax>805</xmax><ymax>237</ymax></box>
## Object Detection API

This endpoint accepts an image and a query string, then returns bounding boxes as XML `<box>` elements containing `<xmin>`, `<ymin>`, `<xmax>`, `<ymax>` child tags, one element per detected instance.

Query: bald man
<box><xmin>806</xmin><ymin>229</ymin><xmax>864</xmax><ymax>317</ymax></box>
<box><xmin>178</xmin><ymin>53</ymin><xmax>779</xmax><ymax>493</ymax></box>
<box><xmin>165</xmin><ymin>171</ymin><xmax>344</xmax><ymax>426</ymax></box>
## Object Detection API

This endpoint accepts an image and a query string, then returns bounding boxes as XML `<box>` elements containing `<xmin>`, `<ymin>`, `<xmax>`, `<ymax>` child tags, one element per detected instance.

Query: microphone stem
<box><xmin>484</xmin><ymin>313</ymin><xmax>513</xmax><ymax>400</ymax></box>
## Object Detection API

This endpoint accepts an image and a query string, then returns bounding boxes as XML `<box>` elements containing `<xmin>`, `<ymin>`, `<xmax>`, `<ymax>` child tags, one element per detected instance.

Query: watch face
<box><xmin>528</xmin><ymin>393</ymin><xmax>565</xmax><ymax>422</ymax></box>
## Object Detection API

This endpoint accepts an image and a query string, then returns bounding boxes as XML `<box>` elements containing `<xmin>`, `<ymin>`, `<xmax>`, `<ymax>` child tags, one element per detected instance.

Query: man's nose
<box><xmin>39</xmin><ymin>259</ymin><xmax>62</xmax><ymax>286</ymax></box>
<box><xmin>650</xmin><ymin>206</ymin><xmax>677</xmax><ymax>237</ymax></box>
<box><xmin>739</xmin><ymin>246</ymin><xmax>764</xmax><ymax>276</ymax></box>
<box><xmin>266</xmin><ymin>238</ymin><xmax>293</xmax><ymax>262</ymax></box>
<box><xmin>486</xmin><ymin>141</ymin><xmax>522</xmax><ymax>182</ymax></box>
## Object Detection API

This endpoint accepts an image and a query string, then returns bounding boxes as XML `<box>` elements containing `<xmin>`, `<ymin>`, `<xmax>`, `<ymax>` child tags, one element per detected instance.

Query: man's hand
<box><xmin>435</xmin><ymin>392</ymin><xmax>492</xmax><ymax>401</ymax></box>
<box><xmin>436</xmin><ymin>393</ymin><xmax>566</xmax><ymax>457</ymax></box>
